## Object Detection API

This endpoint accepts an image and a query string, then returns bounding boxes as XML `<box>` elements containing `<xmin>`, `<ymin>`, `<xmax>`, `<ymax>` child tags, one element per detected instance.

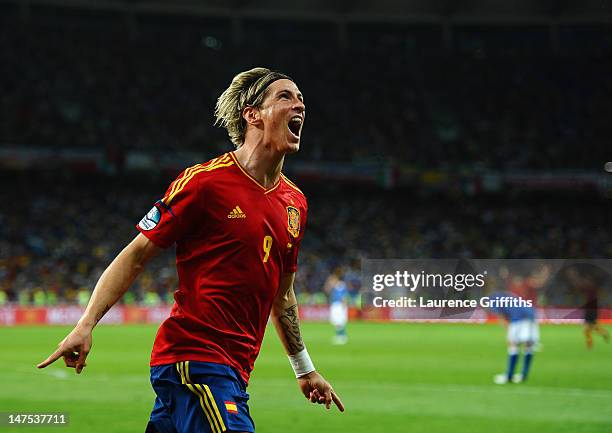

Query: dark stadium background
<box><xmin>1</xmin><ymin>0</ymin><xmax>610</xmax><ymax>308</ymax></box>
<box><xmin>0</xmin><ymin>2</ymin><xmax>611</xmax><ymax>432</ymax></box>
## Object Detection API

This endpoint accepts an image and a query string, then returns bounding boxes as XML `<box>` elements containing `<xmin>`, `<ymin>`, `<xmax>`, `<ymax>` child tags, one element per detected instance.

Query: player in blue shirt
<box><xmin>488</xmin><ymin>291</ymin><xmax>539</xmax><ymax>384</ymax></box>
<box><xmin>324</xmin><ymin>268</ymin><xmax>349</xmax><ymax>345</ymax></box>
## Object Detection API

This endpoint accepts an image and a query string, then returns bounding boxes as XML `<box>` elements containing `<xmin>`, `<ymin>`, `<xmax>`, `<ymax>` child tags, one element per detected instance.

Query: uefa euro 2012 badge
<box><xmin>286</xmin><ymin>206</ymin><xmax>300</xmax><ymax>238</ymax></box>
<box><xmin>139</xmin><ymin>206</ymin><xmax>161</xmax><ymax>231</ymax></box>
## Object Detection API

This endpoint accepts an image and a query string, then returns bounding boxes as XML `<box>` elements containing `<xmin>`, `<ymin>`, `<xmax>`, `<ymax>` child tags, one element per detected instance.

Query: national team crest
<box><xmin>286</xmin><ymin>206</ymin><xmax>300</xmax><ymax>238</ymax></box>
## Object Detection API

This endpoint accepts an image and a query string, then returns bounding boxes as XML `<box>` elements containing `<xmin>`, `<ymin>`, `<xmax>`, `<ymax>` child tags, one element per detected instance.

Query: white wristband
<box><xmin>288</xmin><ymin>348</ymin><xmax>315</xmax><ymax>378</ymax></box>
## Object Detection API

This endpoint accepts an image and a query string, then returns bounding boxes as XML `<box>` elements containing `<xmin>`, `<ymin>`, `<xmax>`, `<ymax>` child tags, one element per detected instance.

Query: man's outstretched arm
<box><xmin>270</xmin><ymin>273</ymin><xmax>345</xmax><ymax>412</ymax></box>
<box><xmin>37</xmin><ymin>233</ymin><xmax>162</xmax><ymax>373</ymax></box>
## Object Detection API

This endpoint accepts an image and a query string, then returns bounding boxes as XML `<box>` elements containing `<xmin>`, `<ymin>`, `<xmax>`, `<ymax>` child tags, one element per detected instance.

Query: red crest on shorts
<box><xmin>224</xmin><ymin>401</ymin><xmax>238</xmax><ymax>414</ymax></box>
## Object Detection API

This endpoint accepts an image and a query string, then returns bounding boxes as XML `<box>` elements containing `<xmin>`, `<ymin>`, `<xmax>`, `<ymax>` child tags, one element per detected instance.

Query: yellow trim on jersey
<box><xmin>264</xmin><ymin>181</ymin><xmax>281</xmax><ymax>195</ymax></box>
<box><xmin>165</xmin><ymin>154</ymin><xmax>230</xmax><ymax>203</ymax></box>
<box><xmin>281</xmin><ymin>173</ymin><xmax>305</xmax><ymax>196</ymax></box>
<box><xmin>177</xmin><ymin>154</ymin><xmax>232</xmax><ymax>194</ymax></box>
<box><xmin>171</xmin><ymin>163</ymin><xmax>205</xmax><ymax>198</ymax></box>
<box><xmin>229</xmin><ymin>151</ymin><xmax>281</xmax><ymax>193</ymax></box>
<box><xmin>175</xmin><ymin>362</ymin><xmax>226</xmax><ymax>433</ymax></box>
<box><xmin>166</xmin><ymin>163</ymin><xmax>203</xmax><ymax>202</ymax></box>
<box><xmin>168</xmin><ymin>161</ymin><xmax>233</xmax><ymax>203</ymax></box>
<box><xmin>162</xmin><ymin>155</ymin><xmax>234</xmax><ymax>205</ymax></box>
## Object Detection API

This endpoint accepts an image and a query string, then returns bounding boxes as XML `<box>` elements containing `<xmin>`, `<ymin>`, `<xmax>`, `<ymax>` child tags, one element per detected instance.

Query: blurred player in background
<box><xmin>502</xmin><ymin>263</ymin><xmax>550</xmax><ymax>306</ymax></box>
<box><xmin>488</xmin><ymin>266</ymin><xmax>549</xmax><ymax>384</ymax></box>
<box><xmin>489</xmin><ymin>289</ymin><xmax>539</xmax><ymax>384</ymax></box>
<box><xmin>37</xmin><ymin>67</ymin><xmax>344</xmax><ymax>433</ymax></box>
<box><xmin>565</xmin><ymin>266</ymin><xmax>610</xmax><ymax>349</ymax></box>
<box><xmin>324</xmin><ymin>267</ymin><xmax>349</xmax><ymax>345</ymax></box>
<box><xmin>583</xmin><ymin>292</ymin><xmax>609</xmax><ymax>349</ymax></box>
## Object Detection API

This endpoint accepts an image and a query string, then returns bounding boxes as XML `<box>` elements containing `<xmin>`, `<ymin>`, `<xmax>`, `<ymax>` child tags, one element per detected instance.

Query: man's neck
<box><xmin>233</xmin><ymin>140</ymin><xmax>285</xmax><ymax>189</ymax></box>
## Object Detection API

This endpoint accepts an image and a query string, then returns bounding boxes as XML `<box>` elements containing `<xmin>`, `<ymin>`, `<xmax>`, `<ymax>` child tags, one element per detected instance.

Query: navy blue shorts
<box><xmin>147</xmin><ymin>361</ymin><xmax>255</xmax><ymax>433</ymax></box>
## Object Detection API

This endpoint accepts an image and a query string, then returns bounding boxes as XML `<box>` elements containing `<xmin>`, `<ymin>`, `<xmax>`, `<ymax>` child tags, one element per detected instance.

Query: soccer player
<box><xmin>565</xmin><ymin>266</ymin><xmax>610</xmax><ymax>349</ymax></box>
<box><xmin>324</xmin><ymin>267</ymin><xmax>349</xmax><ymax>345</ymax></box>
<box><xmin>37</xmin><ymin>67</ymin><xmax>344</xmax><ymax>433</ymax></box>
<box><xmin>583</xmin><ymin>293</ymin><xmax>610</xmax><ymax>349</ymax></box>
<box><xmin>488</xmin><ymin>291</ymin><xmax>539</xmax><ymax>384</ymax></box>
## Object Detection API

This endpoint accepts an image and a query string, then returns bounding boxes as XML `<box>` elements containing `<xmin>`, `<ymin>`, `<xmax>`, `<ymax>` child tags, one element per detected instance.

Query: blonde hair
<box><xmin>214</xmin><ymin>67</ymin><xmax>292</xmax><ymax>148</ymax></box>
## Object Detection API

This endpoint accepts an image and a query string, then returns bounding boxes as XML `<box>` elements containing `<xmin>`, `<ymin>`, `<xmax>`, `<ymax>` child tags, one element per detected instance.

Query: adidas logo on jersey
<box><xmin>227</xmin><ymin>206</ymin><xmax>246</xmax><ymax>219</ymax></box>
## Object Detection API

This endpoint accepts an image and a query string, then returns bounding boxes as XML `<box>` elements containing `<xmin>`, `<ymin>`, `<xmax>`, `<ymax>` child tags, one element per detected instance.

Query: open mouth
<box><xmin>288</xmin><ymin>116</ymin><xmax>303</xmax><ymax>138</ymax></box>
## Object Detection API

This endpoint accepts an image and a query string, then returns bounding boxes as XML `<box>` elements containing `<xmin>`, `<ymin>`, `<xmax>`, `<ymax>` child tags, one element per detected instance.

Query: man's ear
<box><xmin>243</xmin><ymin>106</ymin><xmax>261</xmax><ymax>126</ymax></box>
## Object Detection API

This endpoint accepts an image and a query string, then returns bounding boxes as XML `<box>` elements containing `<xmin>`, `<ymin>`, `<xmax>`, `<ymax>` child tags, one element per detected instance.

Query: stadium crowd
<box><xmin>1</xmin><ymin>9</ymin><xmax>610</xmax><ymax>169</ymax></box>
<box><xmin>2</xmin><ymin>7</ymin><xmax>610</xmax><ymax>307</ymax></box>
<box><xmin>1</xmin><ymin>172</ymin><xmax>610</xmax><ymax>306</ymax></box>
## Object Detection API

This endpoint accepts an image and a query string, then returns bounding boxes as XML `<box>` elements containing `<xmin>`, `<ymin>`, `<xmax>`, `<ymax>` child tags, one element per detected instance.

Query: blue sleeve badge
<box><xmin>139</xmin><ymin>206</ymin><xmax>161</xmax><ymax>231</ymax></box>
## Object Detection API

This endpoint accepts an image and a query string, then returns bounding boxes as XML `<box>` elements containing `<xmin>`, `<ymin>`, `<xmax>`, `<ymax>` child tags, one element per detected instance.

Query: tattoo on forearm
<box><xmin>278</xmin><ymin>304</ymin><xmax>304</xmax><ymax>353</ymax></box>
<box><xmin>95</xmin><ymin>304</ymin><xmax>111</xmax><ymax>324</ymax></box>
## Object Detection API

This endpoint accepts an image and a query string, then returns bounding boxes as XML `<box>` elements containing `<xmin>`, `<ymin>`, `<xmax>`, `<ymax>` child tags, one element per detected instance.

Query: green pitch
<box><xmin>1</xmin><ymin>322</ymin><xmax>611</xmax><ymax>433</ymax></box>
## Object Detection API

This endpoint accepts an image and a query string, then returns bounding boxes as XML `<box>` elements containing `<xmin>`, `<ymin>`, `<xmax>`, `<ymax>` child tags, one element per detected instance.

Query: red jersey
<box><xmin>136</xmin><ymin>152</ymin><xmax>307</xmax><ymax>383</ymax></box>
<box><xmin>508</xmin><ymin>277</ymin><xmax>538</xmax><ymax>305</ymax></box>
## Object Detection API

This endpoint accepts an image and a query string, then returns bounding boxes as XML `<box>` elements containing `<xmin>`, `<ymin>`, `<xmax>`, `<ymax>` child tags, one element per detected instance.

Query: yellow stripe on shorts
<box><xmin>176</xmin><ymin>361</ymin><xmax>227</xmax><ymax>433</ymax></box>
